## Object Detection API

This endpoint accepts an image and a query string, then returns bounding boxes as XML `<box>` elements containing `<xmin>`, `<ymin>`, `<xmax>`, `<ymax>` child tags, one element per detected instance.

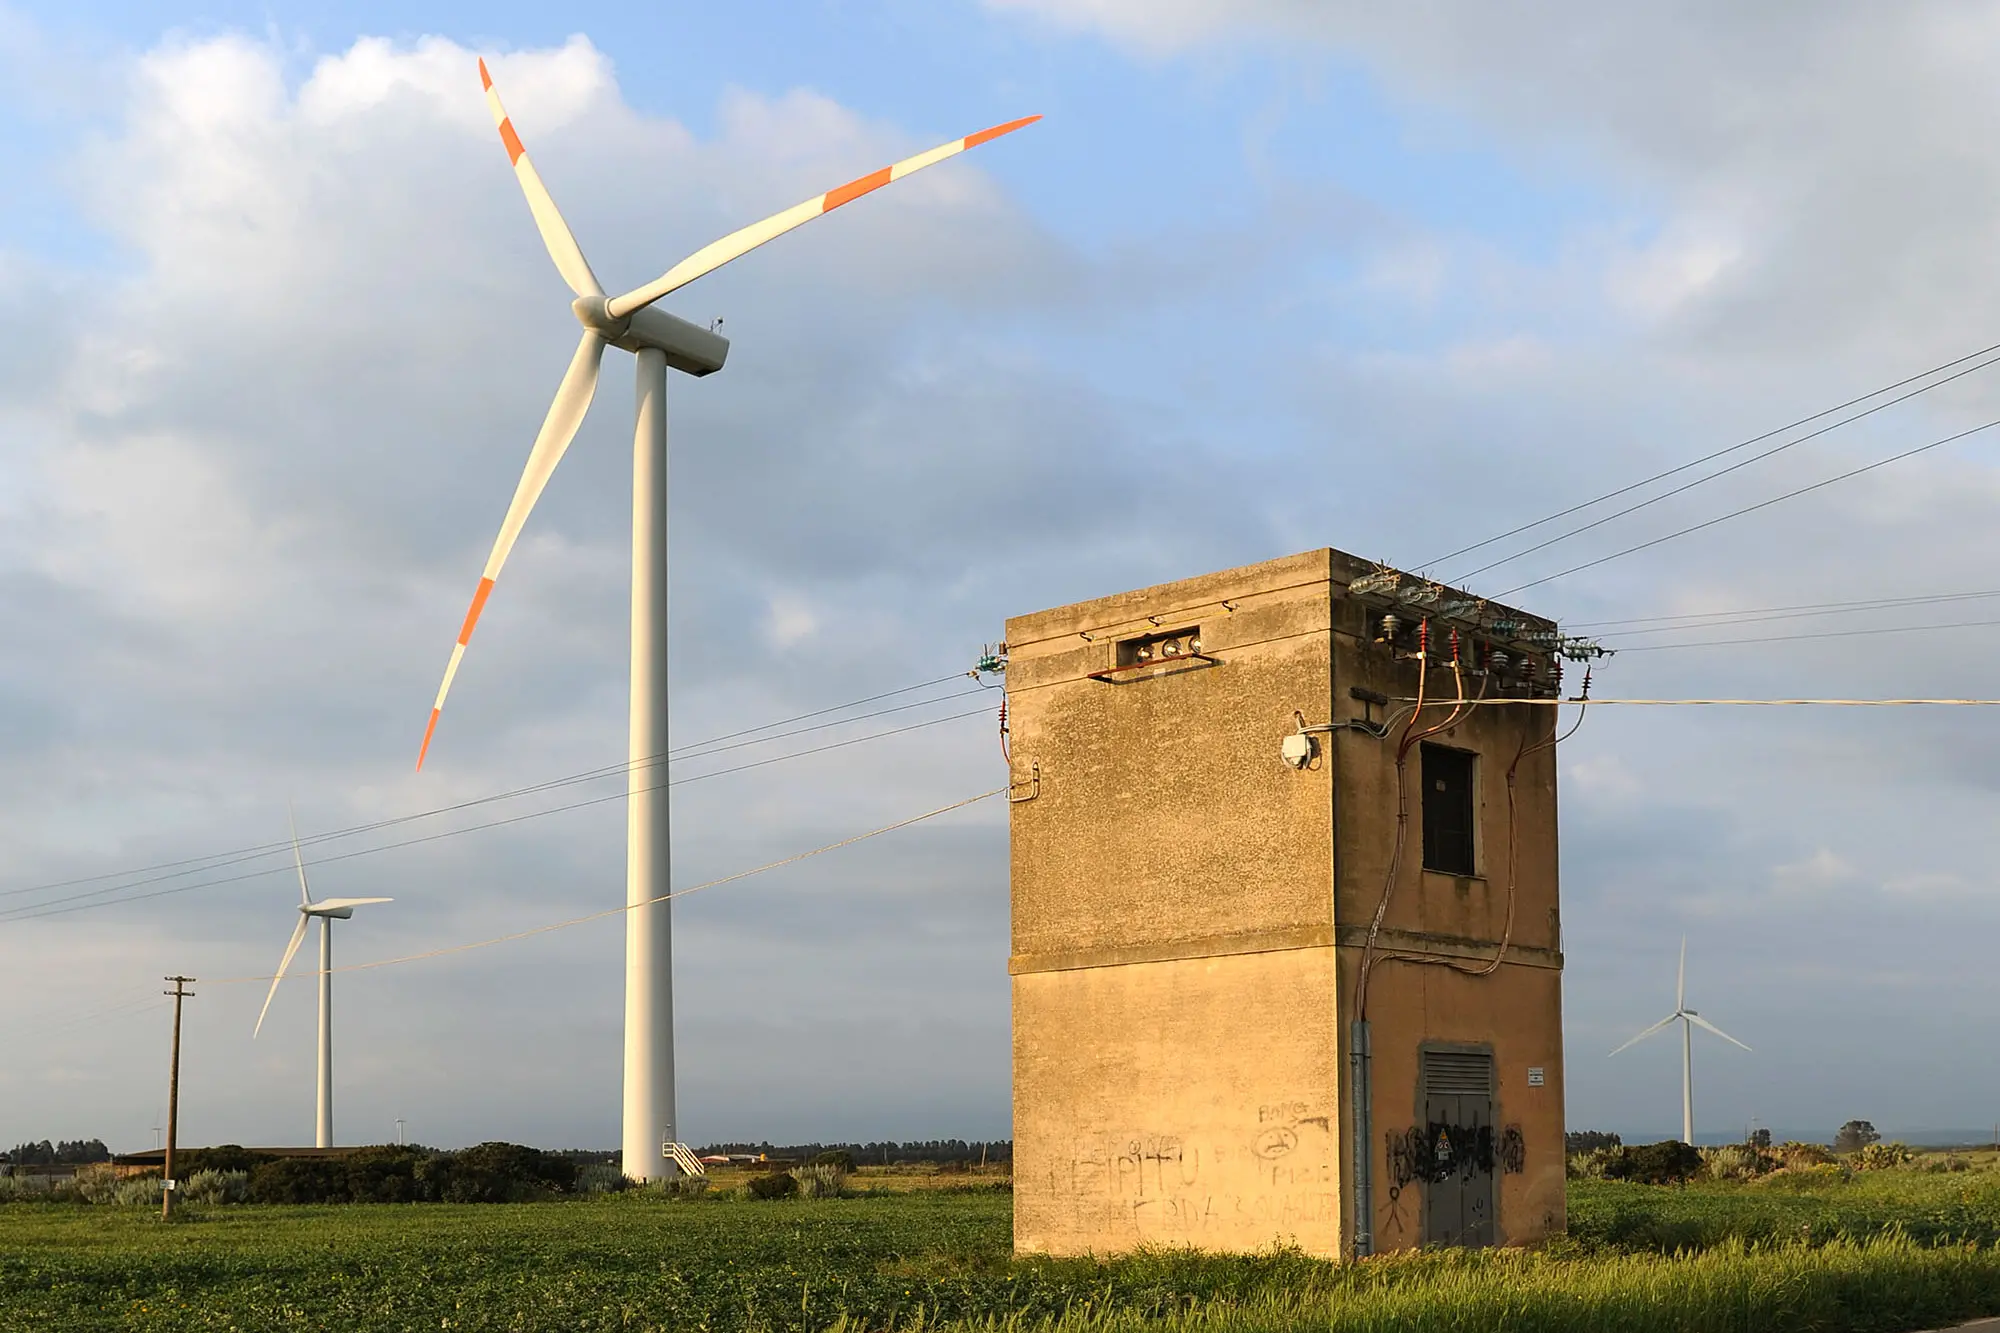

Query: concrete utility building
<box><xmin>1005</xmin><ymin>548</ymin><xmax>1575</xmax><ymax>1259</ymax></box>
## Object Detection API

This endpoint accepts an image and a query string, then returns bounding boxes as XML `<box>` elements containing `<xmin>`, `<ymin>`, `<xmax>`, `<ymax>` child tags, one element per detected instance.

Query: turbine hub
<box><xmin>571</xmin><ymin>295</ymin><xmax>631</xmax><ymax>343</ymax></box>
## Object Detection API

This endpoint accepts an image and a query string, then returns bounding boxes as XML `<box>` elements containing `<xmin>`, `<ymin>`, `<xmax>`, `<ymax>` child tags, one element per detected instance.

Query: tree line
<box><xmin>2</xmin><ymin>1140</ymin><xmax>111</xmax><ymax>1166</ymax></box>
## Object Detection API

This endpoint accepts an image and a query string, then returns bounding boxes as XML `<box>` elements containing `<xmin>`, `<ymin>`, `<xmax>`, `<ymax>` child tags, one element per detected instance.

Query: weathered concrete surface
<box><xmin>1014</xmin><ymin>947</ymin><xmax>1341</xmax><ymax>1255</ymax></box>
<box><xmin>1008</xmin><ymin>548</ymin><xmax>1565</xmax><ymax>1259</ymax></box>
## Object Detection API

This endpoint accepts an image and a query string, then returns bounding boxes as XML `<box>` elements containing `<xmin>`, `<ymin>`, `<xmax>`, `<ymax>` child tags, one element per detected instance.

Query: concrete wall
<box><xmin>1007</xmin><ymin>549</ymin><xmax>1565</xmax><ymax>1258</ymax></box>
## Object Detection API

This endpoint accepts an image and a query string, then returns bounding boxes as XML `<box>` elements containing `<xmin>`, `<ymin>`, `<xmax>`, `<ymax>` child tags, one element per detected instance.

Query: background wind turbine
<box><xmin>417</xmin><ymin>58</ymin><xmax>1037</xmax><ymax>1180</ymax></box>
<box><xmin>1609</xmin><ymin>937</ymin><xmax>1750</xmax><ymax>1145</ymax></box>
<box><xmin>253</xmin><ymin>818</ymin><xmax>391</xmax><ymax>1148</ymax></box>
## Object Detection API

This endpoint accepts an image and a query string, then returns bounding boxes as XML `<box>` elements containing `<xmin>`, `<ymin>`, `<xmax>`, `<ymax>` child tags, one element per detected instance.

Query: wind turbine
<box><xmin>253</xmin><ymin>818</ymin><xmax>391</xmax><ymax>1148</ymax></box>
<box><xmin>1609</xmin><ymin>938</ymin><xmax>1750</xmax><ymax>1144</ymax></box>
<box><xmin>415</xmin><ymin>58</ymin><xmax>1037</xmax><ymax>1180</ymax></box>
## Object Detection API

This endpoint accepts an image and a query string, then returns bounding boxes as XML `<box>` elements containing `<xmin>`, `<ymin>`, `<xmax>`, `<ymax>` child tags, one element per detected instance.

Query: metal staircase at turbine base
<box><xmin>663</xmin><ymin>1141</ymin><xmax>706</xmax><ymax>1178</ymax></box>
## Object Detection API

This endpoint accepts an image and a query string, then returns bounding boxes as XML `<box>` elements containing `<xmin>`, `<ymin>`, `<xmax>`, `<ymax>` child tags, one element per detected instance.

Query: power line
<box><xmin>1568</xmin><ymin>586</ymin><xmax>2000</xmax><ymax>633</ymax></box>
<box><xmin>11</xmin><ymin>988</ymin><xmax>169</xmax><ymax>1040</ymax></box>
<box><xmin>1495</xmin><ymin>416</ymin><xmax>2000</xmax><ymax>598</ymax></box>
<box><xmin>669</xmin><ymin>673</ymin><xmax>973</xmax><ymax>751</ymax></box>
<box><xmin>1612</xmin><ymin>616</ymin><xmax>2000</xmax><ymax>653</ymax></box>
<box><xmin>198</xmin><ymin>787</ymin><xmax>1007</xmax><ymax>985</ymax></box>
<box><xmin>1448</xmin><ymin>349</ymin><xmax>2000</xmax><ymax>583</ymax></box>
<box><xmin>1422</xmin><ymin>339</ymin><xmax>2000</xmax><ymax>572</ymax></box>
<box><xmin>1398</xmin><ymin>696</ymin><xmax>2000</xmax><ymax>707</ymax></box>
<box><xmin>0</xmin><ymin>673</ymin><xmax>978</xmax><ymax>904</ymax></box>
<box><xmin>0</xmin><ymin>704</ymin><xmax>998</xmax><ymax>924</ymax></box>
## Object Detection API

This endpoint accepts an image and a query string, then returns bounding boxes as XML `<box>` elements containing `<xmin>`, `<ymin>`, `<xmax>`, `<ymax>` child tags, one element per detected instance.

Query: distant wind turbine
<box><xmin>1609</xmin><ymin>937</ymin><xmax>1750</xmax><ymax>1144</ymax></box>
<box><xmin>252</xmin><ymin>814</ymin><xmax>391</xmax><ymax>1148</ymax></box>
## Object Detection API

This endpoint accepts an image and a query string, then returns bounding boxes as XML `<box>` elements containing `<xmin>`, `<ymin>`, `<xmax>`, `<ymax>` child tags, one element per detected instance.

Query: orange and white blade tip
<box><xmin>417</xmin><ymin>577</ymin><xmax>495</xmax><ymax>771</ymax></box>
<box><xmin>475</xmin><ymin>58</ymin><xmax>603</xmax><ymax>299</ymax></box>
<box><xmin>607</xmin><ymin>113</ymin><xmax>1041</xmax><ymax>319</ymax></box>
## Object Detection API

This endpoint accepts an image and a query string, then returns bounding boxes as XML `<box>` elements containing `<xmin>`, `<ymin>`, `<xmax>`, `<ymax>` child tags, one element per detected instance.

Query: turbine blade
<box><xmin>288</xmin><ymin>805</ymin><xmax>311</xmax><ymax>908</ymax></box>
<box><xmin>1608</xmin><ymin>1013</ymin><xmax>1679</xmax><ymax>1057</ymax></box>
<box><xmin>419</xmin><ymin>330</ymin><xmax>606</xmax><ymax>770</ymax></box>
<box><xmin>309</xmin><ymin>897</ymin><xmax>394</xmax><ymax>910</ymax></box>
<box><xmin>1677</xmin><ymin>936</ymin><xmax>1687</xmax><ymax>1010</ymax></box>
<box><xmin>1687</xmin><ymin>1012</ymin><xmax>1752</xmax><ymax>1051</ymax></box>
<box><xmin>253</xmin><ymin>913</ymin><xmax>311</xmax><ymax>1038</ymax></box>
<box><xmin>478</xmin><ymin>59</ymin><xmax>603</xmax><ymax>299</ymax></box>
<box><xmin>605</xmin><ymin>113</ymin><xmax>1041</xmax><ymax>320</ymax></box>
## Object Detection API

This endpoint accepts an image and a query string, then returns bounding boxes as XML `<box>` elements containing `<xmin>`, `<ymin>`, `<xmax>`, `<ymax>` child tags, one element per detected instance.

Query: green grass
<box><xmin>1569</xmin><ymin>1171</ymin><xmax>2000</xmax><ymax>1251</ymax></box>
<box><xmin>8</xmin><ymin>1173</ymin><xmax>2000</xmax><ymax>1331</ymax></box>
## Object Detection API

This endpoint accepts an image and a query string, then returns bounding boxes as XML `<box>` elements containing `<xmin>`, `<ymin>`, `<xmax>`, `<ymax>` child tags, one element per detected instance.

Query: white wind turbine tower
<box><xmin>1609</xmin><ymin>938</ymin><xmax>1750</xmax><ymax>1145</ymax></box>
<box><xmin>413</xmin><ymin>59</ymin><xmax>1037</xmax><ymax>1181</ymax></box>
<box><xmin>253</xmin><ymin>819</ymin><xmax>391</xmax><ymax>1148</ymax></box>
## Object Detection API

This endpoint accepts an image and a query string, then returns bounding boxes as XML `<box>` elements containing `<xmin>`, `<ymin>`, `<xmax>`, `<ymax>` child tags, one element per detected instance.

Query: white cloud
<box><xmin>1771</xmin><ymin>848</ymin><xmax>1859</xmax><ymax>896</ymax></box>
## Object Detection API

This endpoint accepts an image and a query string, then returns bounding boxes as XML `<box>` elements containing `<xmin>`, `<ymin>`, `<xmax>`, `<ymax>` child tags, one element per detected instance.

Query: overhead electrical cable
<box><xmin>1493</xmin><ymin>416</ymin><xmax>2000</xmax><ymax>598</ymax></box>
<box><xmin>1611</xmin><ymin>616</ymin><xmax>2000</xmax><ymax>652</ymax></box>
<box><xmin>0</xmin><ymin>705</ymin><xmax>998</xmax><ymax>924</ymax></box>
<box><xmin>1448</xmin><ymin>350</ymin><xmax>2000</xmax><ymax>583</ymax></box>
<box><xmin>197</xmin><ymin>787</ymin><xmax>1006</xmax><ymax>985</ymax></box>
<box><xmin>1569</xmin><ymin>586</ymin><xmax>2000</xmax><ymax>633</ymax></box>
<box><xmin>0</xmin><ymin>672</ymin><xmax>977</xmax><ymax>903</ymax></box>
<box><xmin>1396</xmin><ymin>696</ymin><xmax>2000</xmax><ymax>707</ymax></box>
<box><xmin>25</xmin><ymin>992</ymin><xmax>173</xmax><ymax>1041</ymax></box>
<box><xmin>1422</xmin><ymin>338</ymin><xmax>2000</xmax><ymax>573</ymax></box>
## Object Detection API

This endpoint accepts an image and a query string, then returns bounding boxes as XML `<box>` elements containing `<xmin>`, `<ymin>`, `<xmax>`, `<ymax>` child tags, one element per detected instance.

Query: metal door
<box><xmin>1421</xmin><ymin>1048</ymin><xmax>1496</xmax><ymax>1247</ymax></box>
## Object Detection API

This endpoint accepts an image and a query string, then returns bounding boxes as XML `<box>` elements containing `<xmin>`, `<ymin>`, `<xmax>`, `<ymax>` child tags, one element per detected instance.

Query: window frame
<box><xmin>1420</xmin><ymin>741</ymin><xmax>1478</xmax><ymax>877</ymax></box>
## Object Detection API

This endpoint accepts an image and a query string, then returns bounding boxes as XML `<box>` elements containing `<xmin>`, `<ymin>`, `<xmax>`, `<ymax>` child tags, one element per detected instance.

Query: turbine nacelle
<box><xmin>302</xmin><ymin>896</ymin><xmax>393</xmax><ymax>921</ymax></box>
<box><xmin>570</xmin><ymin>296</ymin><xmax>728</xmax><ymax>375</ymax></box>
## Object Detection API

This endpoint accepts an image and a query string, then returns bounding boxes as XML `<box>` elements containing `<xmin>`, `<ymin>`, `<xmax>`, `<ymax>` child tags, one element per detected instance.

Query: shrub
<box><xmin>68</xmin><ymin>1164</ymin><xmax>124</xmax><ymax>1204</ymax></box>
<box><xmin>249</xmin><ymin>1157</ymin><xmax>351</xmax><ymax>1205</ymax></box>
<box><xmin>181</xmin><ymin>1169</ymin><xmax>250</xmax><ymax>1205</ymax></box>
<box><xmin>792</xmin><ymin>1163</ymin><xmax>850</xmax><ymax>1199</ymax></box>
<box><xmin>421</xmin><ymin>1142</ymin><xmax>576</xmax><ymax>1203</ymax></box>
<box><xmin>1854</xmin><ymin>1141</ymin><xmax>1915</xmax><ymax>1171</ymax></box>
<box><xmin>1916</xmin><ymin>1155</ymin><xmax>1972</xmax><ymax>1174</ymax></box>
<box><xmin>1699</xmin><ymin>1144</ymin><xmax>1777</xmax><ymax>1181</ymax></box>
<box><xmin>112</xmin><ymin>1177</ymin><xmax>163</xmax><ymax>1207</ymax></box>
<box><xmin>339</xmin><ymin>1147</ymin><xmax>425</xmax><ymax>1203</ymax></box>
<box><xmin>811</xmin><ymin>1149</ymin><xmax>857</xmax><ymax>1172</ymax></box>
<box><xmin>575</xmin><ymin>1164</ymin><xmax>628</xmax><ymax>1194</ymax></box>
<box><xmin>745</xmin><ymin>1171</ymin><xmax>798</xmax><ymax>1200</ymax></box>
<box><xmin>1758</xmin><ymin>1163</ymin><xmax>1854</xmax><ymax>1189</ymax></box>
<box><xmin>176</xmin><ymin>1146</ymin><xmax>277</xmax><ymax>1175</ymax></box>
<box><xmin>1602</xmin><ymin>1141</ymin><xmax>1704</xmax><ymax>1186</ymax></box>
<box><xmin>644</xmin><ymin>1175</ymin><xmax>710</xmax><ymax>1199</ymax></box>
<box><xmin>1566</xmin><ymin>1130</ymin><xmax>1622</xmax><ymax>1154</ymax></box>
<box><xmin>0</xmin><ymin>1175</ymin><xmax>52</xmax><ymax>1202</ymax></box>
<box><xmin>1778</xmin><ymin>1141</ymin><xmax>1837</xmax><ymax>1168</ymax></box>
<box><xmin>1567</xmin><ymin>1148</ymin><xmax>1617</xmax><ymax>1180</ymax></box>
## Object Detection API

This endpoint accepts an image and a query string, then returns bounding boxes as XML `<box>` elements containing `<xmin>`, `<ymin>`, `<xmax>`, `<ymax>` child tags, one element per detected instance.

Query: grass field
<box><xmin>8</xmin><ymin>1170</ymin><xmax>2000</xmax><ymax>1331</ymax></box>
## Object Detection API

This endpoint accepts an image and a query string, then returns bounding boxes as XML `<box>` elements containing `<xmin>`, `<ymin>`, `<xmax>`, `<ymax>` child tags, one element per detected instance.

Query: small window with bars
<box><xmin>1421</xmin><ymin>743</ymin><xmax>1476</xmax><ymax>876</ymax></box>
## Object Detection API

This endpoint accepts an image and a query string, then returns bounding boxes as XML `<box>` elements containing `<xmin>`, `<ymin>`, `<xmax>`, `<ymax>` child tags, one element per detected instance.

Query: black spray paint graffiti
<box><xmin>1385</xmin><ymin>1123</ymin><xmax>1527</xmax><ymax>1187</ymax></box>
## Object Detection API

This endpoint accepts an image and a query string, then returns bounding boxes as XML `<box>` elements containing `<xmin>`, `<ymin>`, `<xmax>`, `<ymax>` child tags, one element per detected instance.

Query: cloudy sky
<box><xmin>5</xmin><ymin>1</ymin><xmax>2000</xmax><ymax>1154</ymax></box>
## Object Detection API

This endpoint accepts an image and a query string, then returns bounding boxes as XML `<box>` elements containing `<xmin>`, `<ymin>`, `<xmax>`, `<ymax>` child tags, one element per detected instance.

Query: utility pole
<box><xmin>161</xmin><ymin>976</ymin><xmax>194</xmax><ymax>1220</ymax></box>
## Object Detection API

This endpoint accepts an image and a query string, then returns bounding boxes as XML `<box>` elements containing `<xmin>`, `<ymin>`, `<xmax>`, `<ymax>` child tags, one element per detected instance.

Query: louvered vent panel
<box><xmin>1423</xmin><ymin>1050</ymin><xmax>1494</xmax><ymax>1096</ymax></box>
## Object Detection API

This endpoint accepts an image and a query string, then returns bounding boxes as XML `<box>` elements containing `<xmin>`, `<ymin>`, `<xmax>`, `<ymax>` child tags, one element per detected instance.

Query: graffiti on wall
<box><xmin>1385</xmin><ymin>1122</ymin><xmax>1526</xmax><ymax>1187</ymax></box>
<box><xmin>1049</xmin><ymin>1107</ymin><xmax>1338</xmax><ymax>1239</ymax></box>
<box><xmin>1379</xmin><ymin>1121</ymin><xmax>1525</xmax><ymax>1242</ymax></box>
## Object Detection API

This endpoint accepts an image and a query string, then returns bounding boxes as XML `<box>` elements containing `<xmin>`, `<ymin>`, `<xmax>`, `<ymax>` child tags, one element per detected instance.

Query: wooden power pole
<box><xmin>161</xmin><ymin>976</ymin><xmax>194</xmax><ymax>1220</ymax></box>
